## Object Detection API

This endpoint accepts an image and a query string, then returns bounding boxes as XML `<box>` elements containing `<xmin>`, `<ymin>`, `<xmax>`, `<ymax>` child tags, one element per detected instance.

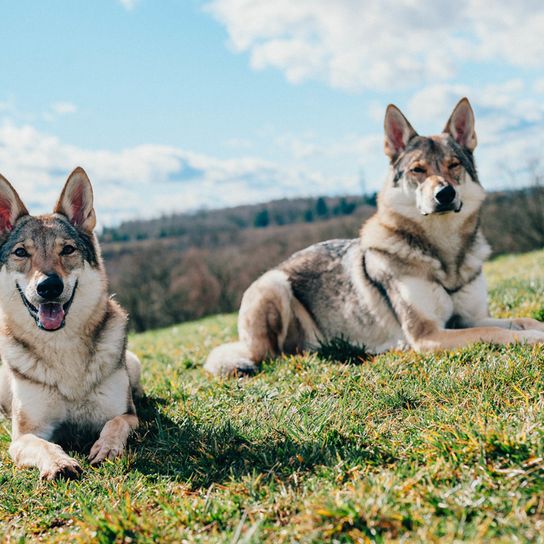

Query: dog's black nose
<box><xmin>435</xmin><ymin>185</ymin><xmax>456</xmax><ymax>205</ymax></box>
<box><xmin>37</xmin><ymin>274</ymin><xmax>64</xmax><ymax>300</ymax></box>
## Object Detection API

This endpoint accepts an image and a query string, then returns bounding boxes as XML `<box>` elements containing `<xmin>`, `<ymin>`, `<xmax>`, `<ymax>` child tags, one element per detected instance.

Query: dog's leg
<box><xmin>443</xmin><ymin>273</ymin><xmax>544</xmax><ymax>336</ymax></box>
<box><xmin>473</xmin><ymin>317</ymin><xmax>544</xmax><ymax>332</ymax></box>
<box><xmin>9</xmin><ymin>433</ymin><xmax>82</xmax><ymax>480</ymax></box>
<box><xmin>88</xmin><ymin>413</ymin><xmax>139</xmax><ymax>465</ymax></box>
<box><xmin>8</xmin><ymin>384</ymin><xmax>81</xmax><ymax>480</ymax></box>
<box><xmin>126</xmin><ymin>350</ymin><xmax>144</xmax><ymax>399</ymax></box>
<box><xmin>412</xmin><ymin>326</ymin><xmax>544</xmax><ymax>352</ymax></box>
<box><xmin>0</xmin><ymin>365</ymin><xmax>12</xmax><ymax>417</ymax></box>
<box><xmin>205</xmin><ymin>270</ymin><xmax>304</xmax><ymax>376</ymax></box>
<box><xmin>364</xmin><ymin>264</ymin><xmax>544</xmax><ymax>352</ymax></box>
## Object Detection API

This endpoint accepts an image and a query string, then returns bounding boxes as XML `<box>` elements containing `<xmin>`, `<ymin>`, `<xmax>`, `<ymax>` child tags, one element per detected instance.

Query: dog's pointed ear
<box><xmin>384</xmin><ymin>104</ymin><xmax>418</xmax><ymax>161</ymax></box>
<box><xmin>0</xmin><ymin>174</ymin><xmax>29</xmax><ymax>237</ymax></box>
<box><xmin>54</xmin><ymin>167</ymin><xmax>96</xmax><ymax>232</ymax></box>
<box><xmin>443</xmin><ymin>97</ymin><xmax>477</xmax><ymax>151</ymax></box>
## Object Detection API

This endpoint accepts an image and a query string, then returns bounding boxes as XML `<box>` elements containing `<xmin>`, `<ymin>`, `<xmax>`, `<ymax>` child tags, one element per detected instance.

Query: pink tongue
<box><xmin>38</xmin><ymin>303</ymin><xmax>65</xmax><ymax>330</ymax></box>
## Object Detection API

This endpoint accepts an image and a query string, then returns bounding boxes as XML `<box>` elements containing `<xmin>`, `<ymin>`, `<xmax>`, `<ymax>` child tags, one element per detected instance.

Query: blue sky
<box><xmin>0</xmin><ymin>0</ymin><xmax>543</xmax><ymax>224</ymax></box>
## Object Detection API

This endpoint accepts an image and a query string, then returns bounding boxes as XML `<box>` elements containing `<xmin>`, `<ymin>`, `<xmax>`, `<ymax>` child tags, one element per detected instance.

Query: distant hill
<box><xmin>100</xmin><ymin>187</ymin><xmax>544</xmax><ymax>332</ymax></box>
<box><xmin>100</xmin><ymin>194</ymin><xmax>375</xmax><ymax>244</ymax></box>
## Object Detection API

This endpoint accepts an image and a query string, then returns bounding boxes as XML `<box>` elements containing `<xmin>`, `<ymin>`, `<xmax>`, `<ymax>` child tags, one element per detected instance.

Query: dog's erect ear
<box><xmin>0</xmin><ymin>174</ymin><xmax>29</xmax><ymax>237</ymax></box>
<box><xmin>54</xmin><ymin>167</ymin><xmax>96</xmax><ymax>232</ymax></box>
<box><xmin>443</xmin><ymin>97</ymin><xmax>477</xmax><ymax>151</ymax></box>
<box><xmin>384</xmin><ymin>105</ymin><xmax>418</xmax><ymax>161</ymax></box>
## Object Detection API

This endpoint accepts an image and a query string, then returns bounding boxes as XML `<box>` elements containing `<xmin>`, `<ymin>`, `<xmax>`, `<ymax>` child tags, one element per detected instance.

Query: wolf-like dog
<box><xmin>0</xmin><ymin>167</ymin><xmax>142</xmax><ymax>480</ymax></box>
<box><xmin>205</xmin><ymin>98</ymin><xmax>544</xmax><ymax>376</ymax></box>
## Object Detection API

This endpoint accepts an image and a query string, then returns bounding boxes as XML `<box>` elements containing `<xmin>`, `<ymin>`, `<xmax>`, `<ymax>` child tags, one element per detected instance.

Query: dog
<box><xmin>0</xmin><ymin>167</ymin><xmax>142</xmax><ymax>480</ymax></box>
<box><xmin>205</xmin><ymin>98</ymin><xmax>544</xmax><ymax>376</ymax></box>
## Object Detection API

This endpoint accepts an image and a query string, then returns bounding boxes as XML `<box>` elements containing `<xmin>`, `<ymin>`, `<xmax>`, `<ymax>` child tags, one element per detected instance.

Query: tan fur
<box><xmin>15</xmin><ymin>409</ymin><xmax>34</xmax><ymax>435</ymax></box>
<box><xmin>88</xmin><ymin>413</ymin><xmax>139</xmax><ymax>465</ymax></box>
<box><xmin>205</xmin><ymin>270</ymin><xmax>318</xmax><ymax>375</ymax></box>
<box><xmin>411</xmin><ymin>324</ymin><xmax>544</xmax><ymax>352</ymax></box>
<box><xmin>0</xmin><ymin>168</ymin><xmax>142</xmax><ymax>480</ymax></box>
<box><xmin>9</xmin><ymin>433</ymin><xmax>82</xmax><ymax>480</ymax></box>
<box><xmin>205</xmin><ymin>98</ymin><xmax>544</xmax><ymax>376</ymax></box>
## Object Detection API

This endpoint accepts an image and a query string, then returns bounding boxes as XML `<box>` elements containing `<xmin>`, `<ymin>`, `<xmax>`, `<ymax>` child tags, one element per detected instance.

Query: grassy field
<box><xmin>2</xmin><ymin>251</ymin><xmax>544</xmax><ymax>542</ymax></box>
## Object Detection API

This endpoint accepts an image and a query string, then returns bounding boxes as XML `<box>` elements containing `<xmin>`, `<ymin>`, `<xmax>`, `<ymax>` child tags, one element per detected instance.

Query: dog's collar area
<box><xmin>16</xmin><ymin>281</ymin><xmax>78</xmax><ymax>332</ymax></box>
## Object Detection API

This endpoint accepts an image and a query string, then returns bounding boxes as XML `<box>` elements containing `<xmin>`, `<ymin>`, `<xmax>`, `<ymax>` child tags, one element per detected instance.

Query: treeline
<box><xmin>102</xmin><ymin>185</ymin><xmax>544</xmax><ymax>332</ymax></box>
<box><xmin>101</xmin><ymin>195</ymin><xmax>374</xmax><ymax>242</ymax></box>
<box><xmin>103</xmin><ymin>207</ymin><xmax>373</xmax><ymax>332</ymax></box>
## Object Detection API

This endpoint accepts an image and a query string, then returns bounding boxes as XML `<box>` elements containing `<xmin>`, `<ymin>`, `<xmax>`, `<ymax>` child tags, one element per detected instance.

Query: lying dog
<box><xmin>205</xmin><ymin>98</ymin><xmax>544</xmax><ymax>376</ymax></box>
<box><xmin>0</xmin><ymin>167</ymin><xmax>142</xmax><ymax>479</ymax></box>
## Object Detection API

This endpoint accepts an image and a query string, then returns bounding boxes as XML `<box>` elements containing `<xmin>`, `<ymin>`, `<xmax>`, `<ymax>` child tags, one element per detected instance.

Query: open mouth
<box><xmin>16</xmin><ymin>282</ymin><xmax>78</xmax><ymax>332</ymax></box>
<box><xmin>423</xmin><ymin>202</ymin><xmax>463</xmax><ymax>215</ymax></box>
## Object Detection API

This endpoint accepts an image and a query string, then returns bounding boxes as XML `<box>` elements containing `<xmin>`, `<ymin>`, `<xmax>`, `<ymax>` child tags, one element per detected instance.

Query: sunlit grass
<box><xmin>1</xmin><ymin>251</ymin><xmax>544</xmax><ymax>542</ymax></box>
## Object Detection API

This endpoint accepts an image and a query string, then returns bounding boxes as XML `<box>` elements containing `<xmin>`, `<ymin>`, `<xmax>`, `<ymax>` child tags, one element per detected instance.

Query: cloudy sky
<box><xmin>1</xmin><ymin>0</ymin><xmax>543</xmax><ymax>225</ymax></box>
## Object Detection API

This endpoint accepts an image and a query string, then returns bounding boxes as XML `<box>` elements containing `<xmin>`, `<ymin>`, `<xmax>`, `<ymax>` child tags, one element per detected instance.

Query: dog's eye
<box><xmin>60</xmin><ymin>245</ymin><xmax>76</xmax><ymax>256</ymax></box>
<box><xmin>410</xmin><ymin>166</ymin><xmax>426</xmax><ymax>174</ymax></box>
<box><xmin>13</xmin><ymin>247</ymin><xmax>29</xmax><ymax>258</ymax></box>
<box><xmin>448</xmin><ymin>162</ymin><xmax>461</xmax><ymax>169</ymax></box>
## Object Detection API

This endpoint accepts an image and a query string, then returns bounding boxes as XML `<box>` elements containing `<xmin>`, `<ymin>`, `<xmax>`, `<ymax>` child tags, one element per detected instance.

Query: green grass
<box><xmin>2</xmin><ymin>250</ymin><xmax>544</xmax><ymax>542</ymax></box>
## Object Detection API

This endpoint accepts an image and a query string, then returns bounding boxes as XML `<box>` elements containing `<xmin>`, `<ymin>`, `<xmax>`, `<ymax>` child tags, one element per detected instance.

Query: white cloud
<box><xmin>534</xmin><ymin>79</ymin><xmax>544</xmax><ymax>94</ymax></box>
<box><xmin>276</xmin><ymin>133</ymin><xmax>321</xmax><ymax>159</ymax></box>
<box><xmin>206</xmin><ymin>0</ymin><xmax>544</xmax><ymax>91</ymax></box>
<box><xmin>406</xmin><ymin>80</ymin><xmax>544</xmax><ymax>144</ymax></box>
<box><xmin>223</xmin><ymin>137</ymin><xmax>253</xmax><ymax>150</ymax></box>
<box><xmin>0</xmin><ymin>121</ymin><xmax>349</xmax><ymax>226</ymax></box>
<box><xmin>274</xmin><ymin>80</ymin><xmax>544</xmax><ymax>192</ymax></box>
<box><xmin>468</xmin><ymin>1</ymin><xmax>544</xmax><ymax>67</ymax></box>
<box><xmin>118</xmin><ymin>0</ymin><xmax>137</xmax><ymax>10</ymax></box>
<box><xmin>50</xmin><ymin>102</ymin><xmax>77</xmax><ymax>115</ymax></box>
<box><xmin>1</xmin><ymin>75</ymin><xmax>540</xmax><ymax>229</ymax></box>
<box><xmin>41</xmin><ymin>101</ymin><xmax>78</xmax><ymax>122</ymax></box>
<box><xmin>277</xmin><ymin>132</ymin><xmax>382</xmax><ymax>162</ymax></box>
<box><xmin>0</xmin><ymin>83</ymin><xmax>540</xmax><ymax>230</ymax></box>
<box><xmin>0</xmin><ymin>99</ymin><xmax>17</xmax><ymax>116</ymax></box>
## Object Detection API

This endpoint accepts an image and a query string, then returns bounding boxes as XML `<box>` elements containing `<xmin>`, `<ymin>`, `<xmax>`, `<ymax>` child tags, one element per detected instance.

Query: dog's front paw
<box><xmin>40</xmin><ymin>456</ymin><xmax>82</xmax><ymax>481</ymax></box>
<box><xmin>518</xmin><ymin>330</ymin><xmax>544</xmax><ymax>344</ymax></box>
<box><xmin>88</xmin><ymin>437</ymin><xmax>124</xmax><ymax>465</ymax></box>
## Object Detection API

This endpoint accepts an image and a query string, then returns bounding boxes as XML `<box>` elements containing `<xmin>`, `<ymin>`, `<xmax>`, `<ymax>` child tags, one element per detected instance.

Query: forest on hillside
<box><xmin>101</xmin><ymin>182</ymin><xmax>544</xmax><ymax>332</ymax></box>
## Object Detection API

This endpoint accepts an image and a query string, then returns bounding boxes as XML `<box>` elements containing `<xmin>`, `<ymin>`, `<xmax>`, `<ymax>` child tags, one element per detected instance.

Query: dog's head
<box><xmin>0</xmin><ymin>168</ymin><xmax>103</xmax><ymax>332</ymax></box>
<box><xmin>381</xmin><ymin>97</ymin><xmax>485</xmax><ymax>217</ymax></box>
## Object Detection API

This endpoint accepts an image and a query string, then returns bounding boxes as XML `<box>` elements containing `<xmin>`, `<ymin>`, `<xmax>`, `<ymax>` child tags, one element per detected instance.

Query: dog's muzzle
<box><xmin>16</xmin><ymin>281</ymin><xmax>78</xmax><ymax>332</ymax></box>
<box><xmin>430</xmin><ymin>184</ymin><xmax>462</xmax><ymax>214</ymax></box>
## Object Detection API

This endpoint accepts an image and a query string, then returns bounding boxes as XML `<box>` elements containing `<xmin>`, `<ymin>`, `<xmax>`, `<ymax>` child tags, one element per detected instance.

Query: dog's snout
<box><xmin>37</xmin><ymin>274</ymin><xmax>64</xmax><ymax>301</ymax></box>
<box><xmin>434</xmin><ymin>184</ymin><xmax>456</xmax><ymax>205</ymax></box>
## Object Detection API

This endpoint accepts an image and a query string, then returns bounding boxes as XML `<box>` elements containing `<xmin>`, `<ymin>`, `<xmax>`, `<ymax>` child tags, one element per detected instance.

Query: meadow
<box><xmin>1</xmin><ymin>250</ymin><xmax>544</xmax><ymax>542</ymax></box>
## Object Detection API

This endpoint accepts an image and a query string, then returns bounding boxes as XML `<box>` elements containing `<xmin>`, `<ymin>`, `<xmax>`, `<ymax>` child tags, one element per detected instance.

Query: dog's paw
<box><xmin>40</xmin><ymin>456</ymin><xmax>82</xmax><ymax>481</ymax></box>
<box><xmin>88</xmin><ymin>437</ymin><xmax>124</xmax><ymax>465</ymax></box>
<box><xmin>204</xmin><ymin>342</ymin><xmax>257</xmax><ymax>377</ymax></box>
<box><xmin>519</xmin><ymin>330</ymin><xmax>544</xmax><ymax>344</ymax></box>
